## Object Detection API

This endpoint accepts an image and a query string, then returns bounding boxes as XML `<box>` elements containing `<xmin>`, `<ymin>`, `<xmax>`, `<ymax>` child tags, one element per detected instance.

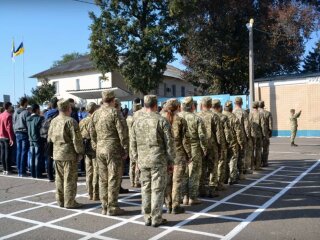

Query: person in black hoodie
<box><xmin>27</xmin><ymin>104</ymin><xmax>44</xmax><ymax>178</ymax></box>
<box><xmin>13</xmin><ymin>97</ymin><xmax>31</xmax><ymax>177</ymax></box>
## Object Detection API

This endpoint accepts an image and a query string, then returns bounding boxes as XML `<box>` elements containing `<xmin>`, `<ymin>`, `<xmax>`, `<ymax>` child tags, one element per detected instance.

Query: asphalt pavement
<box><xmin>0</xmin><ymin>137</ymin><xmax>319</xmax><ymax>240</ymax></box>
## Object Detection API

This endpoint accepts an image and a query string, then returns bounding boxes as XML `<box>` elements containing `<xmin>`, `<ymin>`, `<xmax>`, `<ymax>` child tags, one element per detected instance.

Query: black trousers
<box><xmin>0</xmin><ymin>138</ymin><xmax>11</xmax><ymax>172</ymax></box>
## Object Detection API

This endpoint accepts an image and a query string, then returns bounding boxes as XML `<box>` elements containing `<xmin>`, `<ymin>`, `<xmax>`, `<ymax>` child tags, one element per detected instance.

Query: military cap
<box><xmin>183</xmin><ymin>96</ymin><xmax>194</xmax><ymax>107</ymax></box>
<box><xmin>224</xmin><ymin>100</ymin><xmax>233</xmax><ymax>108</ymax></box>
<box><xmin>252</xmin><ymin>101</ymin><xmax>259</xmax><ymax>108</ymax></box>
<box><xmin>212</xmin><ymin>99</ymin><xmax>221</xmax><ymax>108</ymax></box>
<box><xmin>201</xmin><ymin>96</ymin><xmax>212</xmax><ymax>106</ymax></box>
<box><xmin>114</xmin><ymin>98</ymin><xmax>121</xmax><ymax>108</ymax></box>
<box><xmin>86</xmin><ymin>102</ymin><xmax>97</xmax><ymax>112</ymax></box>
<box><xmin>133</xmin><ymin>103</ymin><xmax>142</xmax><ymax>112</ymax></box>
<box><xmin>166</xmin><ymin>98</ymin><xmax>179</xmax><ymax>109</ymax></box>
<box><xmin>144</xmin><ymin>95</ymin><xmax>157</xmax><ymax>106</ymax></box>
<box><xmin>101</xmin><ymin>89</ymin><xmax>115</xmax><ymax>100</ymax></box>
<box><xmin>259</xmin><ymin>101</ymin><xmax>265</xmax><ymax>108</ymax></box>
<box><xmin>234</xmin><ymin>97</ymin><xmax>243</xmax><ymax>104</ymax></box>
<box><xmin>57</xmin><ymin>98</ymin><xmax>70</xmax><ymax>111</ymax></box>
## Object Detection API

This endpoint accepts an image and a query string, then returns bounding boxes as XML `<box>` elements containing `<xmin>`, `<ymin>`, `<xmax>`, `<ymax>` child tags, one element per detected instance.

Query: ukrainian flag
<box><xmin>14</xmin><ymin>42</ymin><xmax>24</xmax><ymax>57</ymax></box>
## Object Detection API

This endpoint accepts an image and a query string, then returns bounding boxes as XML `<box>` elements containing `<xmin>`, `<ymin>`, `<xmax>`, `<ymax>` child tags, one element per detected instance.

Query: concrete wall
<box><xmin>255</xmin><ymin>76</ymin><xmax>320</xmax><ymax>137</ymax></box>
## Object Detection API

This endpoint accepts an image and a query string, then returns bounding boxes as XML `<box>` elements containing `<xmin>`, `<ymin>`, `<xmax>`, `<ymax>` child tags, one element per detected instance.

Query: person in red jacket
<box><xmin>0</xmin><ymin>102</ymin><xmax>14</xmax><ymax>175</ymax></box>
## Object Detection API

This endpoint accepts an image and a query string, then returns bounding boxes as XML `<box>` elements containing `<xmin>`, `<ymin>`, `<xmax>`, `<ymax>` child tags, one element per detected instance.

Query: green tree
<box><xmin>302</xmin><ymin>41</ymin><xmax>320</xmax><ymax>73</ymax></box>
<box><xmin>29</xmin><ymin>79</ymin><xmax>56</xmax><ymax>105</ymax></box>
<box><xmin>89</xmin><ymin>0</ymin><xmax>179</xmax><ymax>94</ymax></box>
<box><xmin>170</xmin><ymin>0</ymin><xmax>319</xmax><ymax>94</ymax></box>
<box><xmin>52</xmin><ymin>52</ymin><xmax>85</xmax><ymax>68</ymax></box>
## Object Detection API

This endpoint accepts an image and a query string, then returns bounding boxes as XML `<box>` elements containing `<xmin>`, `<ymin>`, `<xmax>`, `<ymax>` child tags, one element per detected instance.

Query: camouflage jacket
<box><xmin>178</xmin><ymin>111</ymin><xmax>208</xmax><ymax>156</ymax></box>
<box><xmin>212</xmin><ymin>111</ymin><xmax>227</xmax><ymax>150</ymax></box>
<box><xmin>79</xmin><ymin>115</ymin><xmax>95</xmax><ymax>156</ymax></box>
<box><xmin>249</xmin><ymin>109</ymin><xmax>266</xmax><ymax>139</ymax></box>
<box><xmin>197</xmin><ymin>110</ymin><xmax>220</xmax><ymax>150</ymax></box>
<box><xmin>290</xmin><ymin>111</ymin><xmax>301</xmax><ymax>129</ymax></box>
<box><xmin>131</xmin><ymin>111</ymin><xmax>175</xmax><ymax>168</ymax></box>
<box><xmin>233</xmin><ymin>108</ymin><xmax>250</xmax><ymax>140</ymax></box>
<box><xmin>222</xmin><ymin>111</ymin><xmax>245</xmax><ymax>149</ymax></box>
<box><xmin>259</xmin><ymin>108</ymin><xmax>273</xmax><ymax>137</ymax></box>
<box><xmin>48</xmin><ymin>114</ymin><xmax>84</xmax><ymax>161</ymax></box>
<box><xmin>90</xmin><ymin>105</ymin><xmax>129</xmax><ymax>156</ymax></box>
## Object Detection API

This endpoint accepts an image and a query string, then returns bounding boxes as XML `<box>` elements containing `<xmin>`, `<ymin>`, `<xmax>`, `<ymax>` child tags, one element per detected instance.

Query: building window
<box><xmin>181</xmin><ymin>86</ymin><xmax>185</xmax><ymax>97</ymax></box>
<box><xmin>53</xmin><ymin>81</ymin><xmax>59</xmax><ymax>95</ymax></box>
<box><xmin>172</xmin><ymin>85</ymin><xmax>176</xmax><ymax>97</ymax></box>
<box><xmin>164</xmin><ymin>83</ymin><xmax>167</xmax><ymax>97</ymax></box>
<box><xmin>76</xmin><ymin>79</ymin><xmax>80</xmax><ymax>90</ymax></box>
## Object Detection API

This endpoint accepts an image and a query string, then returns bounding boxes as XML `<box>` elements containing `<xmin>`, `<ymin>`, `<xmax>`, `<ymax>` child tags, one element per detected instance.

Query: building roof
<box><xmin>255</xmin><ymin>72</ymin><xmax>320</xmax><ymax>83</ymax></box>
<box><xmin>30</xmin><ymin>55</ymin><xmax>183</xmax><ymax>79</ymax></box>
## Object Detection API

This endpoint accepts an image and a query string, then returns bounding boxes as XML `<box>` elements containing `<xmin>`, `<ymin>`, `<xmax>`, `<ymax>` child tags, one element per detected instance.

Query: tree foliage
<box><xmin>302</xmin><ymin>41</ymin><xmax>320</xmax><ymax>73</ymax></box>
<box><xmin>28</xmin><ymin>80</ymin><xmax>56</xmax><ymax>105</ymax></box>
<box><xmin>170</xmin><ymin>0</ymin><xmax>320</xmax><ymax>94</ymax></box>
<box><xmin>89</xmin><ymin>0</ymin><xmax>178</xmax><ymax>94</ymax></box>
<box><xmin>52</xmin><ymin>52</ymin><xmax>85</xmax><ymax>68</ymax></box>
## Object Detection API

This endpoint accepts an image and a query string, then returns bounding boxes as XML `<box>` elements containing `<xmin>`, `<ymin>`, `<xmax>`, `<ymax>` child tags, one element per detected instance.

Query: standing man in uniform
<box><xmin>179</xmin><ymin>97</ymin><xmax>207</xmax><ymax>205</ymax></box>
<box><xmin>197</xmin><ymin>97</ymin><xmax>220</xmax><ymax>197</ymax></box>
<box><xmin>91</xmin><ymin>90</ymin><xmax>129</xmax><ymax>216</ymax></box>
<box><xmin>249</xmin><ymin>101</ymin><xmax>266</xmax><ymax>170</ymax></box>
<box><xmin>79</xmin><ymin>102</ymin><xmax>99</xmax><ymax>201</ymax></box>
<box><xmin>233</xmin><ymin>97</ymin><xmax>252</xmax><ymax>175</ymax></box>
<box><xmin>259</xmin><ymin>101</ymin><xmax>273</xmax><ymax>166</ymax></box>
<box><xmin>48</xmin><ymin>99</ymin><xmax>84</xmax><ymax>209</ymax></box>
<box><xmin>223</xmin><ymin>101</ymin><xmax>245</xmax><ymax>184</ymax></box>
<box><xmin>290</xmin><ymin>109</ymin><xmax>302</xmax><ymax>147</ymax></box>
<box><xmin>131</xmin><ymin>95</ymin><xmax>175</xmax><ymax>227</ymax></box>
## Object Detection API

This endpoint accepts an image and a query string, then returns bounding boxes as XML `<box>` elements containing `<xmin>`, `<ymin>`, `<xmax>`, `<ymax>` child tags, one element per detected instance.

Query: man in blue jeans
<box><xmin>13</xmin><ymin>97</ymin><xmax>30</xmax><ymax>177</ymax></box>
<box><xmin>27</xmin><ymin>104</ymin><xmax>44</xmax><ymax>178</ymax></box>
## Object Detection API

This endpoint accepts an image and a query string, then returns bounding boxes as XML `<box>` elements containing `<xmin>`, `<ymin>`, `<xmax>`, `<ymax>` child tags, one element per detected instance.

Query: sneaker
<box><xmin>172</xmin><ymin>206</ymin><xmax>185</xmax><ymax>214</ymax></box>
<box><xmin>65</xmin><ymin>202</ymin><xmax>83</xmax><ymax>209</ymax></box>
<box><xmin>152</xmin><ymin>218</ymin><xmax>168</xmax><ymax>228</ymax></box>
<box><xmin>107</xmin><ymin>207</ymin><xmax>125</xmax><ymax>216</ymax></box>
<box><xmin>189</xmin><ymin>198</ymin><xmax>202</xmax><ymax>205</ymax></box>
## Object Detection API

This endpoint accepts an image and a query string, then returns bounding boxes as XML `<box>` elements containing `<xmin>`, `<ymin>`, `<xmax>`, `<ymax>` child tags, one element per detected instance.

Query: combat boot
<box><xmin>182</xmin><ymin>196</ymin><xmax>189</xmax><ymax>205</ymax></box>
<box><xmin>93</xmin><ymin>195</ymin><xmax>100</xmax><ymax>201</ymax></box>
<box><xmin>239</xmin><ymin>173</ymin><xmax>246</xmax><ymax>180</ymax></box>
<box><xmin>101</xmin><ymin>209</ymin><xmax>107</xmax><ymax>215</ymax></box>
<box><xmin>208</xmin><ymin>188</ymin><xmax>219</xmax><ymax>198</ymax></box>
<box><xmin>166</xmin><ymin>207</ymin><xmax>172</xmax><ymax>214</ymax></box>
<box><xmin>228</xmin><ymin>179</ymin><xmax>239</xmax><ymax>185</ymax></box>
<box><xmin>134</xmin><ymin>183</ymin><xmax>141</xmax><ymax>188</ymax></box>
<box><xmin>152</xmin><ymin>218</ymin><xmax>168</xmax><ymax>228</ymax></box>
<box><xmin>217</xmin><ymin>183</ymin><xmax>227</xmax><ymax>191</ymax></box>
<box><xmin>172</xmin><ymin>206</ymin><xmax>185</xmax><ymax>214</ymax></box>
<box><xmin>189</xmin><ymin>198</ymin><xmax>202</xmax><ymax>205</ymax></box>
<box><xmin>107</xmin><ymin>207</ymin><xmax>125</xmax><ymax>216</ymax></box>
<box><xmin>119</xmin><ymin>187</ymin><xmax>129</xmax><ymax>194</ymax></box>
<box><xmin>244</xmin><ymin>169</ymin><xmax>253</xmax><ymax>174</ymax></box>
<box><xmin>65</xmin><ymin>201</ymin><xmax>83</xmax><ymax>209</ymax></box>
<box><xmin>88</xmin><ymin>194</ymin><xmax>93</xmax><ymax>200</ymax></box>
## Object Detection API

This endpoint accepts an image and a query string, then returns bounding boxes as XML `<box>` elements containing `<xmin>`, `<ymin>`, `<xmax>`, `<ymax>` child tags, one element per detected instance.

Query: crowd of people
<box><xmin>0</xmin><ymin>91</ymin><xmax>273</xmax><ymax>228</ymax></box>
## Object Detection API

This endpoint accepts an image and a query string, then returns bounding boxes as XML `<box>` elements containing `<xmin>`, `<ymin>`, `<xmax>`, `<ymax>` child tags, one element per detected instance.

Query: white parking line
<box><xmin>239</xmin><ymin>193</ymin><xmax>271</xmax><ymax>198</ymax></box>
<box><xmin>236</xmin><ymin>184</ymin><xmax>283</xmax><ymax>190</ymax></box>
<box><xmin>198</xmin><ymin>198</ymin><xmax>261</xmax><ymax>208</ymax></box>
<box><xmin>245</xmin><ymin>178</ymin><xmax>291</xmax><ymax>184</ymax></box>
<box><xmin>222</xmin><ymin>159</ymin><xmax>320</xmax><ymax>240</ymax></box>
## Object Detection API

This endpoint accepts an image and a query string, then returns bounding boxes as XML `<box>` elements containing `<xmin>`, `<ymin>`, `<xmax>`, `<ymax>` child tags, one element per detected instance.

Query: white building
<box><xmin>31</xmin><ymin>55</ymin><xmax>197</xmax><ymax>105</ymax></box>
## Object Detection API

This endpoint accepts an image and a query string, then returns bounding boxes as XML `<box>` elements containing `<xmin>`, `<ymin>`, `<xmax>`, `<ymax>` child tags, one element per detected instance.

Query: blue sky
<box><xmin>0</xmin><ymin>0</ymin><xmax>318</xmax><ymax>103</ymax></box>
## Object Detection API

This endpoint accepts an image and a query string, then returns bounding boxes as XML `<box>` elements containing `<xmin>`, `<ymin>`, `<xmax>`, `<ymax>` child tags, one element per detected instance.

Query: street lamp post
<box><xmin>246</xmin><ymin>18</ymin><xmax>254</xmax><ymax>109</ymax></box>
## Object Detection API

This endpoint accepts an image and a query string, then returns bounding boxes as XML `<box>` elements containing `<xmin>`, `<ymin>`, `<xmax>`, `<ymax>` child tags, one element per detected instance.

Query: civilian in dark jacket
<box><xmin>27</xmin><ymin>104</ymin><xmax>44</xmax><ymax>178</ymax></box>
<box><xmin>68</xmin><ymin>98</ymin><xmax>79</xmax><ymax>123</ymax></box>
<box><xmin>0</xmin><ymin>102</ymin><xmax>14</xmax><ymax>174</ymax></box>
<box><xmin>13</xmin><ymin>97</ymin><xmax>30</xmax><ymax>177</ymax></box>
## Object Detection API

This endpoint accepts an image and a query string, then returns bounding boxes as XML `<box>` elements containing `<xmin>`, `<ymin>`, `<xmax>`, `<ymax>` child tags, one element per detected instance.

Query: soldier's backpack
<box><xmin>40</xmin><ymin>111</ymin><xmax>59</xmax><ymax>157</ymax></box>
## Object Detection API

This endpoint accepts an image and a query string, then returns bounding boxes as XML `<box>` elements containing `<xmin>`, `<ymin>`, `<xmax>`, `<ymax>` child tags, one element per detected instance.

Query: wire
<box><xmin>71</xmin><ymin>0</ymin><xmax>101</xmax><ymax>6</ymax></box>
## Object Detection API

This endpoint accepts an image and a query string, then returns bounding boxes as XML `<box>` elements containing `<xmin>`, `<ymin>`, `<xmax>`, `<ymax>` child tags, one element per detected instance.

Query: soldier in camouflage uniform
<box><xmin>290</xmin><ymin>109</ymin><xmax>301</xmax><ymax>147</ymax></box>
<box><xmin>91</xmin><ymin>90</ymin><xmax>129</xmax><ymax>216</ymax></box>
<box><xmin>233</xmin><ymin>97</ymin><xmax>253</xmax><ymax>175</ymax></box>
<box><xmin>161</xmin><ymin>99</ymin><xmax>191</xmax><ymax>214</ymax></box>
<box><xmin>223</xmin><ymin>101</ymin><xmax>245</xmax><ymax>185</ymax></box>
<box><xmin>249</xmin><ymin>101</ymin><xmax>266</xmax><ymax>170</ymax></box>
<box><xmin>48</xmin><ymin>99</ymin><xmax>84</xmax><ymax>209</ymax></box>
<box><xmin>179</xmin><ymin>97</ymin><xmax>207</xmax><ymax>205</ymax></box>
<box><xmin>79</xmin><ymin>102</ymin><xmax>99</xmax><ymax>201</ymax></box>
<box><xmin>114</xmin><ymin>98</ymin><xmax>130</xmax><ymax>194</ymax></box>
<box><xmin>127</xmin><ymin>103</ymin><xmax>142</xmax><ymax>187</ymax></box>
<box><xmin>197</xmin><ymin>97</ymin><xmax>221</xmax><ymax>197</ymax></box>
<box><xmin>259</xmin><ymin>101</ymin><xmax>273</xmax><ymax>167</ymax></box>
<box><xmin>131</xmin><ymin>95</ymin><xmax>175</xmax><ymax>227</ymax></box>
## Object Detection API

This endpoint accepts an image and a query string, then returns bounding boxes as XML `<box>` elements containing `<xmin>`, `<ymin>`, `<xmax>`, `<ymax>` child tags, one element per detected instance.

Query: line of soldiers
<box><xmin>47</xmin><ymin>90</ymin><xmax>272</xmax><ymax>228</ymax></box>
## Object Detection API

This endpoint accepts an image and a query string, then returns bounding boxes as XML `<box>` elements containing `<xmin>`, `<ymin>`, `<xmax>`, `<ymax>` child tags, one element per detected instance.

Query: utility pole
<box><xmin>246</xmin><ymin>18</ymin><xmax>254</xmax><ymax>108</ymax></box>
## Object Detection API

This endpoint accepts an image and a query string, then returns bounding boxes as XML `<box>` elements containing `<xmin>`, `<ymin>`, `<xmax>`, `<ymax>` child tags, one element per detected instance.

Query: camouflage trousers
<box><xmin>245</xmin><ymin>138</ymin><xmax>253</xmax><ymax>170</ymax></box>
<box><xmin>165</xmin><ymin>162</ymin><xmax>186</xmax><ymax>209</ymax></box>
<box><xmin>226</xmin><ymin>144</ymin><xmax>239</xmax><ymax>182</ymax></box>
<box><xmin>252</xmin><ymin>137</ymin><xmax>262</xmax><ymax>169</ymax></box>
<box><xmin>54</xmin><ymin>159</ymin><xmax>78</xmax><ymax>208</ymax></box>
<box><xmin>129</xmin><ymin>160</ymin><xmax>140</xmax><ymax>187</ymax></box>
<box><xmin>262</xmin><ymin>137</ymin><xmax>270</xmax><ymax>166</ymax></box>
<box><xmin>182</xmin><ymin>157</ymin><xmax>202</xmax><ymax>199</ymax></box>
<box><xmin>291</xmin><ymin>127</ymin><xmax>297</xmax><ymax>144</ymax></box>
<box><xmin>217</xmin><ymin>148</ymin><xmax>227</xmax><ymax>185</ymax></box>
<box><xmin>140</xmin><ymin>166</ymin><xmax>167</xmax><ymax>225</ymax></box>
<box><xmin>97</xmin><ymin>149</ymin><xmax>121</xmax><ymax>211</ymax></box>
<box><xmin>199</xmin><ymin>147</ymin><xmax>219</xmax><ymax>195</ymax></box>
<box><xmin>237</xmin><ymin>146</ymin><xmax>246</xmax><ymax>174</ymax></box>
<box><xmin>85</xmin><ymin>155</ymin><xmax>99</xmax><ymax>199</ymax></box>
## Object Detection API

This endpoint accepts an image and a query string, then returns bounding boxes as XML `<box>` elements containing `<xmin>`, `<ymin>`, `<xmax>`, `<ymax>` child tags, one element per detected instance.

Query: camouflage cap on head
<box><xmin>234</xmin><ymin>97</ymin><xmax>243</xmax><ymax>104</ymax></box>
<box><xmin>114</xmin><ymin>98</ymin><xmax>121</xmax><ymax>108</ymax></box>
<box><xmin>252</xmin><ymin>101</ymin><xmax>259</xmax><ymax>108</ymax></box>
<box><xmin>259</xmin><ymin>101</ymin><xmax>265</xmax><ymax>108</ymax></box>
<box><xmin>212</xmin><ymin>99</ymin><xmax>221</xmax><ymax>108</ymax></box>
<box><xmin>225</xmin><ymin>100</ymin><xmax>233</xmax><ymax>108</ymax></box>
<box><xmin>57</xmin><ymin>98</ymin><xmax>70</xmax><ymax>111</ymax></box>
<box><xmin>144</xmin><ymin>95</ymin><xmax>157</xmax><ymax>106</ymax></box>
<box><xmin>86</xmin><ymin>102</ymin><xmax>97</xmax><ymax>112</ymax></box>
<box><xmin>166</xmin><ymin>98</ymin><xmax>179</xmax><ymax>109</ymax></box>
<box><xmin>183</xmin><ymin>96</ymin><xmax>194</xmax><ymax>108</ymax></box>
<box><xmin>201</xmin><ymin>96</ymin><xmax>212</xmax><ymax>106</ymax></box>
<box><xmin>101</xmin><ymin>89</ymin><xmax>115</xmax><ymax>100</ymax></box>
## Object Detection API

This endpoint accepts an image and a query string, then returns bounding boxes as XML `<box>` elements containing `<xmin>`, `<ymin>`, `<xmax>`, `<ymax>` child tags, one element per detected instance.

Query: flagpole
<box><xmin>23</xmin><ymin>38</ymin><xmax>25</xmax><ymax>96</ymax></box>
<box><xmin>13</xmin><ymin>60</ymin><xmax>16</xmax><ymax>104</ymax></box>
